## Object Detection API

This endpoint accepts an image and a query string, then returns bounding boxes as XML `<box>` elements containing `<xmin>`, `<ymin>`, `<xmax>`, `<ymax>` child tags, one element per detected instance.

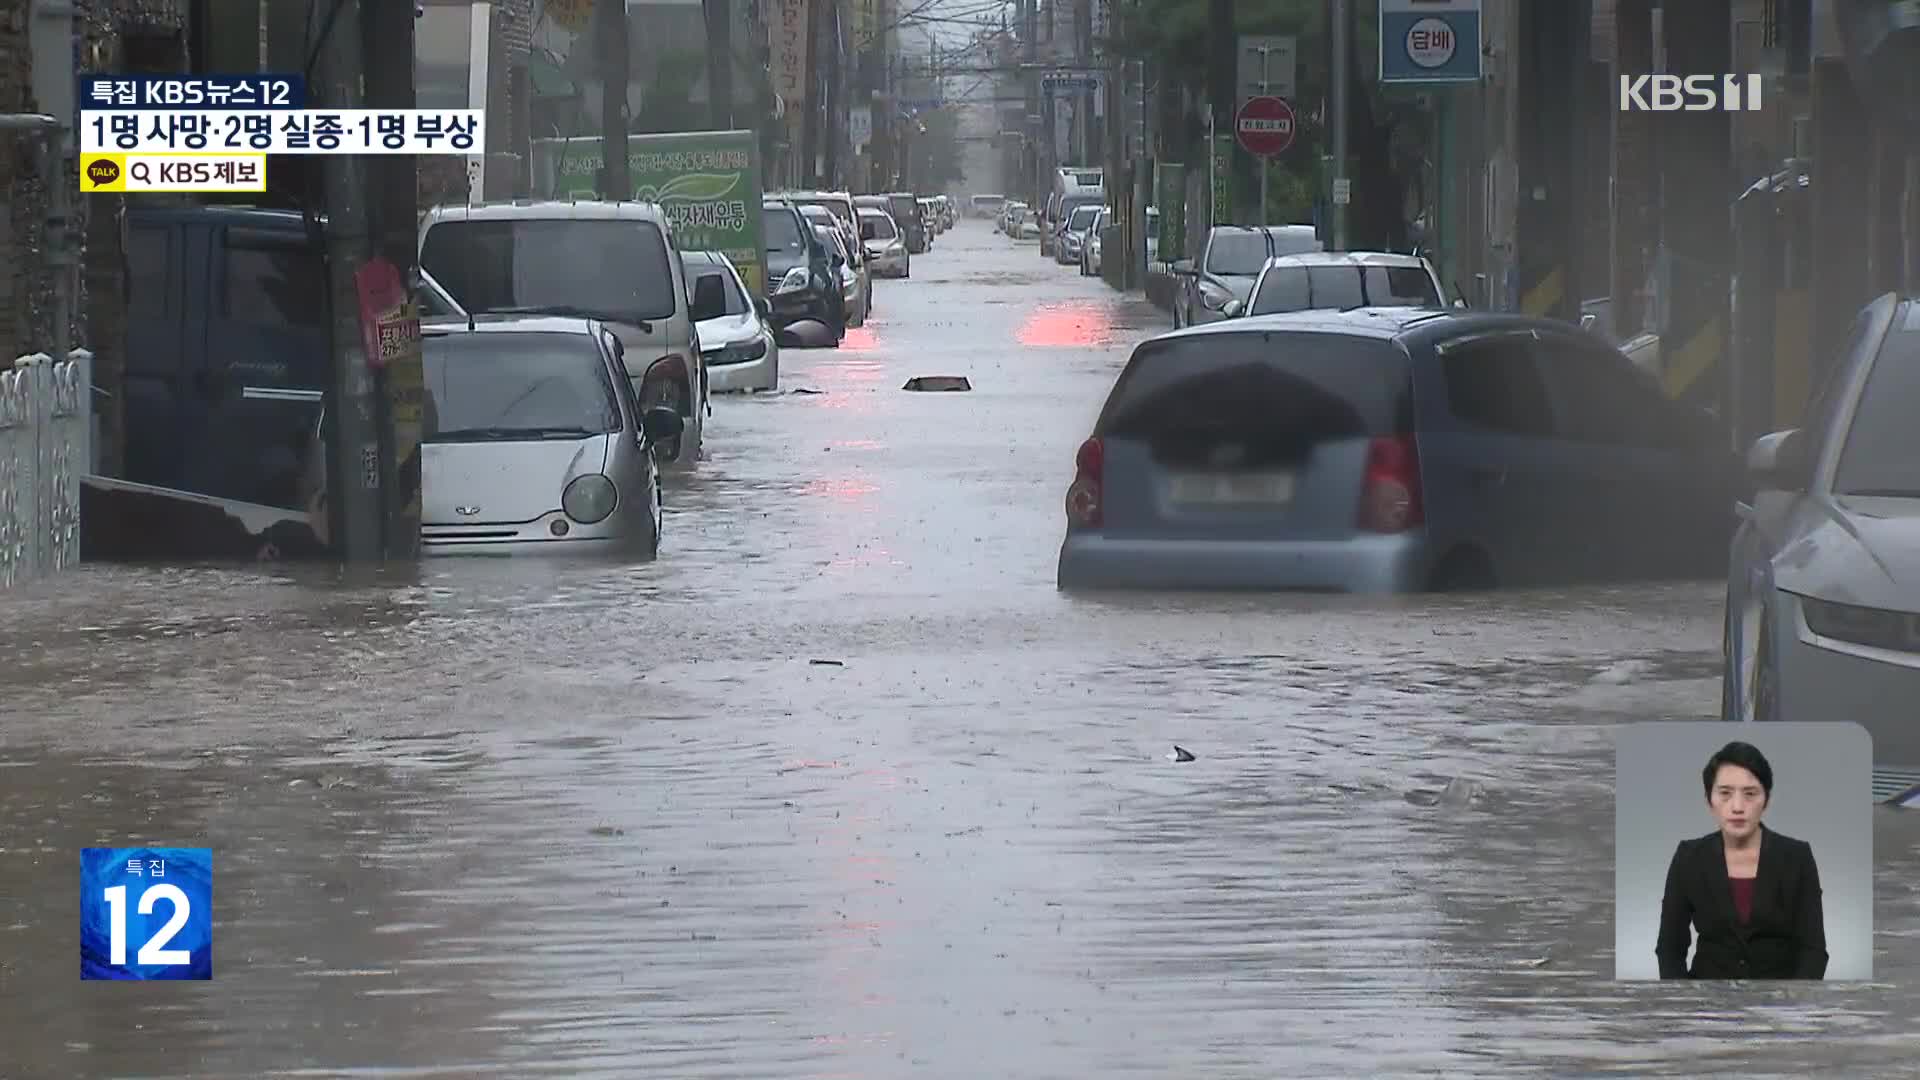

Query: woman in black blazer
<box><xmin>1657</xmin><ymin>741</ymin><xmax>1827</xmax><ymax>979</ymax></box>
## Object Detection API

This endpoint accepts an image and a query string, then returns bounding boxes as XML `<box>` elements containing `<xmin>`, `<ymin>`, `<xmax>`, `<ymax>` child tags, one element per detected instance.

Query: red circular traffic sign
<box><xmin>1235</xmin><ymin>95</ymin><xmax>1296</xmax><ymax>158</ymax></box>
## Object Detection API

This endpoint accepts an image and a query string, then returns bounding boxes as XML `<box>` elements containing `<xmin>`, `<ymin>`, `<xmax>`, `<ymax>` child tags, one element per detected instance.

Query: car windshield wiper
<box><xmin>431</xmin><ymin>426</ymin><xmax>600</xmax><ymax>441</ymax></box>
<box><xmin>483</xmin><ymin>305</ymin><xmax>653</xmax><ymax>334</ymax></box>
<box><xmin>1841</xmin><ymin>488</ymin><xmax>1920</xmax><ymax>498</ymax></box>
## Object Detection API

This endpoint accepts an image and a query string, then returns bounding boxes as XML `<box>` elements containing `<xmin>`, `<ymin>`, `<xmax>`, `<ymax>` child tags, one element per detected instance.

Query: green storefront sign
<box><xmin>533</xmin><ymin>129</ymin><xmax>768</xmax><ymax>295</ymax></box>
<box><xmin>1155</xmin><ymin>162</ymin><xmax>1186</xmax><ymax>260</ymax></box>
<box><xmin>1210</xmin><ymin>134</ymin><xmax>1234</xmax><ymax>226</ymax></box>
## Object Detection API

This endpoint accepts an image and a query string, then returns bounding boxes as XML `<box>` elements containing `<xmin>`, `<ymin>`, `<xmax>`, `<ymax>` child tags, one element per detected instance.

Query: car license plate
<box><xmin>1169</xmin><ymin>471</ymin><xmax>1295</xmax><ymax>505</ymax></box>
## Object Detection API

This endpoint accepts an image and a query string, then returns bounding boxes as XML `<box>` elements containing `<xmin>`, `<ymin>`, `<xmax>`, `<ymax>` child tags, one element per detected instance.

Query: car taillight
<box><xmin>641</xmin><ymin>355</ymin><xmax>686</xmax><ymax>410</ymax></box>
<box><xmin>1358</xmin><ymin>433</ymin><xmax>1423</xmax><ymax>533</ymax></box>
<box><xmin>1066</xmin><ymin>436</ymin><xmax>1103</xmax><ymax>528</ymax></box>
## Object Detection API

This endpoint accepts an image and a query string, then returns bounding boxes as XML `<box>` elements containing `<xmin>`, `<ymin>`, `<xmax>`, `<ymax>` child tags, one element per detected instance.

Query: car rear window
<box><xmin>1095</xmin><ymin>331</ymin><xmax>1413</xmax><ymax>462</ymax></box>
<box><xmin>888</xmin><ymin>195</ymin><xmax>919</xmax><ymax>222</ymax></box>
<box><xmin>1250</xmin><ymin>266</ymin><xmax>1440</xmax><ymax>314</ymax></box>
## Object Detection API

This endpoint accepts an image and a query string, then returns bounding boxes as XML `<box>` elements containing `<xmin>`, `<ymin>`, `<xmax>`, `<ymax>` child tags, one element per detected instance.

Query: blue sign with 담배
<box><xmin>1378</xmin><ymin>0</ymin><xmax>1482</xmax><ymax>84</ymax></box>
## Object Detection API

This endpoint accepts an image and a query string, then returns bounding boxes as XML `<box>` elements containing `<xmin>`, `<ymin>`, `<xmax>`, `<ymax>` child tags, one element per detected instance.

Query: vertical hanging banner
<box><xmin>354</xmin><ymin>257</ymin><xmax>426</xmax><ymax>527</ymax></box>
<box><xmin>1210</xmin><ymin>133</ymin><xmax>1234</xmax><ymax>224</ymax></box>
<box><xmin>772</xmin><ymin>0</ymin><xmax>811</xmax><ymax>112</ymax></box>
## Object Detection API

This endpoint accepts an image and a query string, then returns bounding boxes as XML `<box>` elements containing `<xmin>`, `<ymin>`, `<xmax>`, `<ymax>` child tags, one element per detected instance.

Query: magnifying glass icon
<box><xmin>130</xmin><ymin>161</ymin><xmax>152</xmax><ymax>185</ymax></box>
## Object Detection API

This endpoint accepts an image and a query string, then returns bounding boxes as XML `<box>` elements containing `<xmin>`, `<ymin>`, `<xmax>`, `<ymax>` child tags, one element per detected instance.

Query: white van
<box><xmin>418</xmin><ymin>201</ymin><xmax>720</xmax><ymax>467</ymax></box>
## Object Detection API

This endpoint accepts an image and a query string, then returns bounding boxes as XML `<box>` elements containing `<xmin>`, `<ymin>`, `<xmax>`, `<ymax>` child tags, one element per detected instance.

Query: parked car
<box><xmin>1056</xmin><ymin>203</ymin><xmax>1103</xmax><ymax>266</ymax></box>
<box><xmin>1170</xmin><ymin>224</ymin><xmax>1323</xmax><ymax>329</ymax></box>
<box><xmin>870</xmin><ymin>192</ymin><xmax>927</xmax><ymax>253</ymax></box>
<box><xmin>682</xmin><ymin>250</ymin><xmax>779</xmax><ymax>392</ymax></box>
<box><xmin>1722</xmin><ymin>291</ymin><xmax>1920</xmax><ymax>785</ymax></box>
<box><xmin>1235</xmin><ymin>251</ymin><xmax>1454</xmax><ymax>317</ymax></box>
<box><xmin>858</xmin><ymin>208</ymin><xmax>909</xmax><ymax>277</ymax></box>
<box><xmin>1056</xmin><ymin>307</ymin><xmax>1737</xmax><ymax>592</ymax></box>
<box><xmin>815</xmin><ymin>224</ymin><xmax>865</xmax><ymax>329</ymax></box>
<box><xmin>418</xmin><ymin>200</ymin><xmax>716</xmax><ymax>468</ymax></box>
<box><xmin>1004</xmin><ymin>203</ymin><xmax>1034</xmax><ymax>239</ymax></box>
<box><xmin>414</xmin><ymin>315</ymin><xmax>683</xmax><ymax>556</ymax></box>
<box><xmin>917</xmin><ymin>197</ymin><xmax>940</xmax><ymax>246</ymax></box>
<box><xmin>1082</xmin><ymin>208</ymin><xmax>1109</xmax><ymax>276</ymax></box>
<box><xmin>971</xmin><ymin>193</ymin><xmax>1006</xmax><ymax>219</ymax></box>
<box><xmin>763</xmin><ymin>197</ymin><xmax>846</xmax><ymax>346</ymax></box>
<box><xmin>800</xmin><ymin>203</ymin><xmax>868</xmax><ymax>326</ymax></box>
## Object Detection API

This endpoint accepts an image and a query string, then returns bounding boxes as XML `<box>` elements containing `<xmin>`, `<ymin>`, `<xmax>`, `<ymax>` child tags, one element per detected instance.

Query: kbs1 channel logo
<box><xmin>79</xmin><ymin>847</ymin><xmax>213</xmax><ymax>980</ymax></box>
<box><xmin>1618</xmin><ymin>74</ymin><xmax>1764</xmax><ymax>112</ymax></box>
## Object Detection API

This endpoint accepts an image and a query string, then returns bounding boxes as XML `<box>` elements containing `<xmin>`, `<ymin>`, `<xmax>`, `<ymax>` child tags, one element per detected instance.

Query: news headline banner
<box><xmin>80</xmin><ymin>110</ymin><xmax>486</xmax><ymax>156</ymax></box>
<box><xmin>81</xmin><ymin>153</ymin><xmax>268</xmax><ymax>193</ymax></box>
<box><xmin>78</xmin><ymin>73</ymin><xmax>305</xmax><ymax>110</ymax></box>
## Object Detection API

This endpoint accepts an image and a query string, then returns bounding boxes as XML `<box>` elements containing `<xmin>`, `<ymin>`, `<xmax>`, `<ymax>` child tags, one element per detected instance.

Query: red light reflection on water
<box><xmin>810</xmin><ymin>356</ymin><xmax>887</xmax><ymax>412</ymax></box>
<box><xmin>1015</xmin><ymin>301</ymin><xmax>1116</xmax><ymax>347</ymax></box>
<box><xmin>798</xmin><ymin>475</ymin><xmax>878</xmax><ymax>509</ymax></box>
<box><xmin>838</xmin><ymin>324</ymin><xmax>880</xmax><ymax>351</ymax></box>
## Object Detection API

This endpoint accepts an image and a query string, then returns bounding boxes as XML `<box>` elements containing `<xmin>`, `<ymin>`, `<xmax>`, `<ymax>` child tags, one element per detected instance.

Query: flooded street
<box><xmin>5</xmin><ymin>224</ymin><xmax>1920</xmax><ymax>1077</ymax></box>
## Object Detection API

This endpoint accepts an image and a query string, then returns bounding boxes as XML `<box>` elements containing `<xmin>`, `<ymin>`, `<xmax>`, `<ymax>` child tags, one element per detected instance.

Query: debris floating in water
<box><xmin>903</xmin><ymin>375</ymin><xmax>971</xmax><ymax>392</ymax></box>
<box><xmin>809</xmin><ymin>658</ymin><xmax>844</xmax><ymax>667</ymax></box>
<box><xmin>1168</xmin><ymin>745</ymin><xmax>1195</xmax><ymax>763</ymax></box>
<box><xmin>1887</xmin><ymin>784</ymin><xmax>1920</xmax><ymax>808</ymax></box>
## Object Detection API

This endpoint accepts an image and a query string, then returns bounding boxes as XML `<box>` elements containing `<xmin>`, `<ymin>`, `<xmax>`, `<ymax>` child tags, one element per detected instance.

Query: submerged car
<box><xmin>859</xmin><ymin>208</ymin><xmax>909</xmax><ymax>278</ymax></box>
<box><xmin>815</xmin><ymin>223</ymin><xmax>866</xmax><ymax>330</ymax></box>
<box><xmin>1723</xmin><ymin>292</ymin><xmax>1920</xmax><ymax>792</ymax></box>
<box><xmin>1057</xmin><ymin>307</ymin><xmax>1737</xmax><ymax>592</ymax></box>
<box><xmin>1056</xmin><ymin>203</ymin><xmax>1103</xmax><ymax>266</ymax></box>
<box><xmin>1170</xmin><ymin>224</ymin><xmax>1323</xmax><ymax>329</ymax></box>
<box><xmin>1235</xmin><ymin>251</ymin><xmax>1453</xmax><ymax>317</ymax></box>
<box><xmin>418</xmin><ymin>315</ymin><xmax>684</xmax><ymax>556</ymax></box>
<box><xmin>683</xmin><ymin>250</ymin><xmax>779</xmax><ymax>392</ymax></box>
<box><xmin>764</xmin><ymin>198</ymin><xmax>845</xmax><ymax>345</ymax></box>
<box><xmin>799</xmin><ymin>202</ymin><xmax>869</xmax><ymax>325</ymax></box>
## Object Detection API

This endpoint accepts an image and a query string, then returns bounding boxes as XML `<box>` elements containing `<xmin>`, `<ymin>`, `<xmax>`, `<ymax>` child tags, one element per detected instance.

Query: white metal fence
<box><xmin>0</xmin><ymin>350</ymin><xmax>91</xmax><ymax>588</ymax></box>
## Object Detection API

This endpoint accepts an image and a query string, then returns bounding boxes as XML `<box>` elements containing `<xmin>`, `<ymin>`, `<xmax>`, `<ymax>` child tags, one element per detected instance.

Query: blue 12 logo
<box><xmin>80</xmin><ymin>847</ymin><xmax>213</xmax><ymax>980</ymax></box>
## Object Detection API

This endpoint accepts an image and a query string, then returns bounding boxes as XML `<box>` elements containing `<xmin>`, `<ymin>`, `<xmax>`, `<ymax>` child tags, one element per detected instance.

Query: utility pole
<box><xmin>1022</xmin><ymin>0</ymin><xmax>1039</xmax><ymax>207</ymax></box>
<box><xmin>598</xmin><ymin>0</ymin><xmax>631</xmax><ymax>198</ymax></box>
<box><xmin>703</xmin><ymin>0</ymin><xmax>735</xmax><ymax>129</ymax></box>
<box><xmin>799</xmin><ymin>0</ymin><xmax>820</xmax><ymax>185</ymax></box>
<box><xmin>365</xmin><ymin>0</ymin><xmax>422</xmax><ymax>558</ymax></box>
<box><xmin>1330</xmin><ymin>0</ymin><xmax>1349</xmax><ymax>250</ymax></box>
<box><xmin>315</xmin><ymin>0</ymin><xmax>382</xmax><ymax>563</ymax></box>
<box><xmin>824</xmin><ymin>3</ymin><xmax>842</xmax><ymax>187</ymax></box>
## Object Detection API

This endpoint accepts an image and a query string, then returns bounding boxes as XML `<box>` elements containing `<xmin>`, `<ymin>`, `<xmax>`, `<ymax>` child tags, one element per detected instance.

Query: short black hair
<box><xmin>1703</xmin><ymin>741</ymin><xmax>1774</xmax><ymax>801</ymax></box>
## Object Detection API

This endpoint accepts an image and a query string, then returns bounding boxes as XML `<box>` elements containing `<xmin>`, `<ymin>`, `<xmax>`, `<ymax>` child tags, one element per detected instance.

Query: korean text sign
<box><xmin>81</xmin><ymin>110</ymin><xmax>486</xmax><ymax>155</ymax></box>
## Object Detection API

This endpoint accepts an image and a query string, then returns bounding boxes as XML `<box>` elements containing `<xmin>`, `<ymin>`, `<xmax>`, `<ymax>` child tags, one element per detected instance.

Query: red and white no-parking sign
<box><xmin>1234</xmin><ymin>95</ymin><xmax>1296</xmax><ymax>158</ymax></box>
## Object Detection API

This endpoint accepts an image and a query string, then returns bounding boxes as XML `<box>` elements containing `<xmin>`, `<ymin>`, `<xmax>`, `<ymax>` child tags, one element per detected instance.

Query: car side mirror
<box><xmin>643</xmin><ymin>405</ymin><xmax>685</xmax><ymax>444</ymax></box>
<box><xmin>1579</xmin><ymin>312</ymin><xmax>1598</xmax><ymax>331</ymax></box>
<box><xmin>691</xmin><ymin>274</ymin><xmax>727</xmax><ymax>322</ymax></box>
<box><xmin>754</xmin><ymin>294</ymin><xmax>771</xmax><ymax>318</ymax></box>
<box><xmin>1746</xmin><ymin>428</ymin><xmax>1811</xmax><ymax>491</ymax></box>
<box><xmin>1222</xmin><ymin>299</ymin><xmax>1244</xmax><ymax>318</ymax></box>
<box><xmin>1452</xmin><ymin>297</ymin><xmax>1468</xmax><ymax>309</ymax></box>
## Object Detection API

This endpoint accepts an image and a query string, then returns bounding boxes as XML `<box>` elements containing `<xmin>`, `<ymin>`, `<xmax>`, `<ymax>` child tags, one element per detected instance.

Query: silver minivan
<box><xmin>418</xmin><ymin>201</ymin><xmax>725</xmax><ymax>468</ymax></box>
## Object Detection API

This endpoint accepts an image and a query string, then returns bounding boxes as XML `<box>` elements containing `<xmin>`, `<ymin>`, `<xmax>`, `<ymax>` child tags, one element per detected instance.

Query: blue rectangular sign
<box><xmin>80</xmin><ymin>847</ymin><xmax>213</xmax><ymax>980</ymax></box>
<box><xmin>1379</xmin><ymin>3</ymin><xmax>1482</xmax><ymax>83</ymax></box>
<box><xmin>78</xmin><ymin>74</ymin><xmax>305</xmax><ymax>110</ymax></box>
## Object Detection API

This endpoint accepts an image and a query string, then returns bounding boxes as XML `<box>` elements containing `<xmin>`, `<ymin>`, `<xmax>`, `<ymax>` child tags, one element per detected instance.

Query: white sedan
<box><xmin>1724</xmin><ymin>292</ymin><xmax>1920</xmax><ymax>795</ymax></box>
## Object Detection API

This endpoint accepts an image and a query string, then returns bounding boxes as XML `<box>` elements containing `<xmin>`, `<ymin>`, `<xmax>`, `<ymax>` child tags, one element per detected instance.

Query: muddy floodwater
<box><xmin>4</xmin><ymin>226</ymin><xmax>1918</xmax><ymax>1078</ymax></box>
